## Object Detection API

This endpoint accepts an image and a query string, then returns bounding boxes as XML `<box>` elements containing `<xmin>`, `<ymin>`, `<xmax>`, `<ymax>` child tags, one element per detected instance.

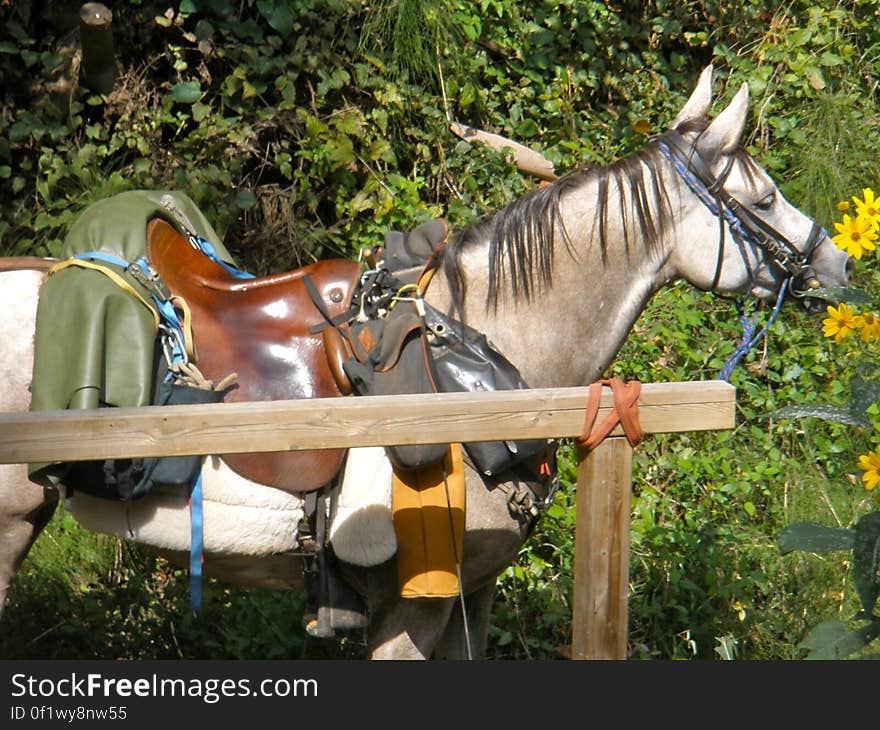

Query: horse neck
<box><xmin>426</xmin><ymin>174</ymin><xmax>679</xmax><ymax>388</ymax></box>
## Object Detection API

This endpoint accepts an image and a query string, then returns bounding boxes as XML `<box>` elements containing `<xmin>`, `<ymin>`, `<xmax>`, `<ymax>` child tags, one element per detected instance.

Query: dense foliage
<box><xmin>2</xmin><ymin>0</ymin><xmax>879</xmax><ymax>659</ymax></box>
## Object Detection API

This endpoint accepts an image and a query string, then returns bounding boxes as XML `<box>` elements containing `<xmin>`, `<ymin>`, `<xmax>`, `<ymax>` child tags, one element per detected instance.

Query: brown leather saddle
<box><xmin>146</xmin><ymin>218</ymin><xmax>361</xmax><ymax>494</ymax></box>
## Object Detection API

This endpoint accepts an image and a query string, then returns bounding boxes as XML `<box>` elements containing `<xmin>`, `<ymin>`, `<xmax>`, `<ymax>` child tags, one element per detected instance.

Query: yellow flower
<box><xmin>822</xmin><ymin>303</ymin><xmax>860</xmax><ymax>343</ymax></box>
<box><xmin>857</xmin><ymin>449</ymin><xmax>880</xmax><ymax>491</ymax></box>
<box><xmin>852</xmin><ymin>188</ymin><xmax>880</xmax><ymax>229</ymax></box>
<box><xmin>832</xmin><ymin>213</ymin><xmax>878</xmax><ymax>259</ymax></box>
<box><xmin>859</xmin><ymin>312</ymin><xmax>880</xmax><ymax>343</ymax></box>
<box><xmin>836</xmin><ymin>200</ymin><xmax>851</xmax><ymax>213</ymax></box>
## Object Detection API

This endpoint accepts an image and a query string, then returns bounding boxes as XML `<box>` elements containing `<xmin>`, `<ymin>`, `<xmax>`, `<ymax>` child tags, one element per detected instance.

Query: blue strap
<box><xmin>74</xmin><ymin>251</ymin><xmax>131</xmax><ymax>268</ymax></box>
<box><xmin>76</xmin><ymin>251</ymin><xmax>205</xmax><ymax>610</ymax></box>
<box><xmin>189</xmin><ymin>472</ymin><xmax>204</xmax><ymax>612</ymax></box>
<box><xmin>192</xmin><ymin>236</ymin><xmax>255</xmax><ymax>279</ymax></box>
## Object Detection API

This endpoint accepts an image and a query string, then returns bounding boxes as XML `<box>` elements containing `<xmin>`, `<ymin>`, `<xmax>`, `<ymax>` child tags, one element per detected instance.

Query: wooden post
<box><xmin>79</xmin><ymin>3</ymin><xmax>116</xmax><ymax>94</ymax></box>
<box><xmin>572</xmin><ymin>437</ymin><xmax>632</xmax><ymax>660</ymax></box>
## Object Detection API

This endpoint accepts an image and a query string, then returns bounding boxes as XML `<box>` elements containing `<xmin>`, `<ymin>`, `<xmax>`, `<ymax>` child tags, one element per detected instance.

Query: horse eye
<box><xmin>755</xmin><ymin>193</ymin><xmax>775</xmax><ymax>211</ymax></box>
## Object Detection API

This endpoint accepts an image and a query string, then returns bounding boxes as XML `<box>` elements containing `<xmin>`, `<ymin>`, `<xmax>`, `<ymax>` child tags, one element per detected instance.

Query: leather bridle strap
<box><xmin>656</xmin><ymin>130</ymin><xmax>823</xmax><ymax>291</ymax></box>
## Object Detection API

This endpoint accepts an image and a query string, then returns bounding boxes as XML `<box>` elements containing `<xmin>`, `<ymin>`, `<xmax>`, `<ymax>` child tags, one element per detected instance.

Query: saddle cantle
<box><xmin>146</xmin><ymin>218</ymin><xmax>361</xmax><ymax>493</ymax></box>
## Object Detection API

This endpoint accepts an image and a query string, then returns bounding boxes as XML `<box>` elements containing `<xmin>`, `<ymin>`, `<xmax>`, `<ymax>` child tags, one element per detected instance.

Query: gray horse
<box><xmin>0</xmin><ymin>66</ymin><xmax>850</xmax><ymax>659</ymax></box>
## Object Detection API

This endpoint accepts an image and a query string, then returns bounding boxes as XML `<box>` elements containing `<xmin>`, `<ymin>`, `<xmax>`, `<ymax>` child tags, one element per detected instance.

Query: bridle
<box><xmin>655</xmin><ymin>129</ymin><xmax>824</xmax><ymax>297</ymax></box>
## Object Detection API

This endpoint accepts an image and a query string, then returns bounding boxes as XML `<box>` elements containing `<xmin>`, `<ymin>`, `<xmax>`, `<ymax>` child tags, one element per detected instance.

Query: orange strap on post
<box><xmin>577</xmin><ymin>378</ymin><xmax>643</xmax><ymax>451</ymax></box>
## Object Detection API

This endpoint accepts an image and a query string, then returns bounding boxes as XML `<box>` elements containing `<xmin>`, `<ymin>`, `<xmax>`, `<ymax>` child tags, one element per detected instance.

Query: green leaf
<box><xmin>169</xmin><ymin>81</ymin><xmax>202</xmax><ymax>104</ymax></box>
<box><xmin>514</xmin><ymin>119</ymin><xmax>539</xmax><ymax>138</ymax></box>
<box><xmin>798</xmin><ymin>619</ymin><xmax>880</xmax><ymax>659</ymax></box>
<box><xmin>802</xmin><ymin>287</ymin><xmax>873</xmax><ymax>305</ymax></box>
<box><xmin>849</xmin><ymin>369</ymin><xmax>880</xmax><ymax>422</ymax></box>
<box><xmin>853</xmin><ymin>513</ymin><xmax>880</xmax><ymax>616</ymax></box>
<box><xmin>768</xmin><ymin>404</ymin><xmax>871</xmax><ymax>427</ymax></box>
<box><xmin>777</xmin><ymin>522</ymin><xmax>855</xmax><ymax>555</ymax></box>
<box><xmin>257</xmin><ymin>0</ymin><xmax>294</xmax><ymax>37</ymax></box>
<box><xmin>235</xmin><ymin>190</ymin><xmax>257</xmax><ymax>209</ymax></box>
<box><xmin>804</xmin><ymin>65</ymin><xmax>826</xmax><ymax>90</ymax></box>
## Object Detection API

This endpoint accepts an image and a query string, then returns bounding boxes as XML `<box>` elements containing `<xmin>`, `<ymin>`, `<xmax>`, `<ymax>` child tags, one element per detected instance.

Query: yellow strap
<box><xmin>416</xmin><ymin>266</ymin><xmax>436</xmax><ymax>296</ymax></box>
<box><xmin>169</xmin><ymin>295</ymin><xmax>197</xmax><ymax>362</ymax></box>
<box><xmin>48</xmin><ymin>258</ymin><xmax>160</xmax><ymax>331</ymax></box>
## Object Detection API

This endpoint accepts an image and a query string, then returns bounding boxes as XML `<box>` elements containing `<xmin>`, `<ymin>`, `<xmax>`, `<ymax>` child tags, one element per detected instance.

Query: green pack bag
<box><xmin>28</xmin><ymin>190</ymin><xmax>238</xmax><ymax>492</ymax></box>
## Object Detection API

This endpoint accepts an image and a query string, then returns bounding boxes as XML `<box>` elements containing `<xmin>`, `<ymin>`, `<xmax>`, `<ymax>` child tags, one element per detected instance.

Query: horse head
<box><xmin>663</xmin><ymin>65</ymin><xmax>851</xmax><ymax>307</ymax></box>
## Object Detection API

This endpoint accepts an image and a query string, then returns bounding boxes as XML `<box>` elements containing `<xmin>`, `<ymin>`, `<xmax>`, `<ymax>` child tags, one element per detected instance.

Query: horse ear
<box><xmin>669</xmin><ymin>65</ymin><xmax>713</xmax><ymax>129</ymax></box>
<box><xmin>697</xmin><ymin>82</ymin><xmax>749</xmax><ymax>159</ymax></box>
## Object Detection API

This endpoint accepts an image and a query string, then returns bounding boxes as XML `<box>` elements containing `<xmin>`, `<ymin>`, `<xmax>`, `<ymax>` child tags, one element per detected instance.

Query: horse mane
<box><xmin>439</xmin><ymin>118</ymin><xmax>724</xmax><ymax>314</ymax></box>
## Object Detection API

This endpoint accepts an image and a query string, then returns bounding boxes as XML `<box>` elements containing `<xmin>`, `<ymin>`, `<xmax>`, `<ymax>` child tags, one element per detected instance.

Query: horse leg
<box><xmin>350</xmin><ymin>560</ymin><xmax>455</xmax><ymax>659</ymax></box>
<box><xmin>367</xmin><ymin>594</ymin><xmax>457</xmax><ymax>659</ymax></box>
<box><xmin>0</xmin><ymin>465</ymin><xmax>59</xmax><ymax>616</ymax></box>
<box><xmin>432</xmin><ymin>582</ymin><xmax>497</xmax><ymax>659</ymax></box>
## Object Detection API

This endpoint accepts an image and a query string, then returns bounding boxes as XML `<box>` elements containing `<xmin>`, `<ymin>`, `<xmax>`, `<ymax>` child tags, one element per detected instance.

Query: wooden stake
<box><xmin>79</xmin><ymin>3</ymin><xmax>116</xmax><ymax>94</ymax></box>
<box><xmin>572</xmin><ymin>437</ymin><xmax>633</xmax><ymax>660</ymax></box>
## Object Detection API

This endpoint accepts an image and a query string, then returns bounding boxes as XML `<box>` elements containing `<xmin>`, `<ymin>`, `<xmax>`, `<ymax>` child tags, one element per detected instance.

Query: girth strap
<box><xmin>577</xmin><ymin>378</ymin><xmax>643</xmax><ymax>451</ymax></box>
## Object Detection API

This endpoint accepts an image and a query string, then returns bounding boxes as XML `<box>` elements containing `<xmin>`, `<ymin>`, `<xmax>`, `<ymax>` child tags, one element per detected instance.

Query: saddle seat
<box><xmin>146</xmin><ymin>218</ymin><xmax>361</xmax><ymax>494</ymax></box>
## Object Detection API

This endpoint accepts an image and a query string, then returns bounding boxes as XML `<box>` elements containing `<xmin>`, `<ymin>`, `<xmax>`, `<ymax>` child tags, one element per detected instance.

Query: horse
<box><xmin>0</xmin><ymin>66</ymin><xmax>850</xmax><ymax>659</ymax></box>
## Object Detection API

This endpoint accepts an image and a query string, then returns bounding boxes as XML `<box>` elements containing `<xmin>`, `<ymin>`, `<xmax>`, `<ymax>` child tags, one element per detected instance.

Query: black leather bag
<box><xmin>341</xmin><ymin>303</ymin><xmax>449</xmax><ymax>471</ymax></box>
<box><xmin>423</xmin><ymin>304</ymin><xmax>547</xmax><ymax>476</ymax></box>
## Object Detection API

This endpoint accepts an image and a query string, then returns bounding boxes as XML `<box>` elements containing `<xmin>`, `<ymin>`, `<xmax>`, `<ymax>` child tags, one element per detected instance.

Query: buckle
<box><xmin>127</xmin><ymin>260</ymin><xmax>172</xmax><ymax>301</ymax></box>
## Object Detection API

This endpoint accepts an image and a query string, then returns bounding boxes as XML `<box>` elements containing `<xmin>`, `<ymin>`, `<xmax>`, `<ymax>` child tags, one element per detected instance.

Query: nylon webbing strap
<box><xmin>577</xmin><ymin>378</ymin><xmax>643</xmax><ymax>451</ymax></box>
<box><xmin>56</xmin><ymin>250</ymin><xmax>205</xmax><ymax>612</ymax></box>
<box><xmin>188</xmin><ymin>472</ymin><xmax>204</xmax><ymax>612</ymax></box>
<box><xmin>191</xmin><ymin>235</ymin><xmax>255</xmax><ymax>280</ymax></box>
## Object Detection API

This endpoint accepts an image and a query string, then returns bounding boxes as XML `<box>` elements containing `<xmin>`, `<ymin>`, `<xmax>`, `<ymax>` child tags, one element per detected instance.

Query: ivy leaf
<box><xmin>853</xmin><ymin>513</ymin><xmax>880</xmax><ymax>617</ymax></box>
<box><xmin>169</xmin><ymin>81</ymin><xmax>202</xmax><ymax>104</ymax></box>
<box><xmin>798</xmin><ymin>618</ymin><xmax>880</xmax><ymax>659</ymax></box>
<box><xmin>234</xmin><ymin>190</ymin><xmax>257</xmax><ymax>209</ymax></box>
<box><xmin>257</xmin><ymin>0</ymin><xmax>295</xmax><ymax>37</ymax></box>
<box><xmin>514</xmin><ymin>119</ymin><xmax>539</xmax><ymax>138</ymax></box>
<box><xmin>768</xmin><ymin>404</ymin><xmax>871</xmax><ymax>427</ymax></box>
<box><xmin>777</xmin><ymin>522</ymin><xmax>855</xmax><ymax>555</ymax></box>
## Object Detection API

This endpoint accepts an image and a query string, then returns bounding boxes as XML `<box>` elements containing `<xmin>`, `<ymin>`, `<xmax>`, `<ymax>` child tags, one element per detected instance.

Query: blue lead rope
<box><xmin>718</xmin><ymin>278</ymin><xmax>789</xmax><ymax>382</ymax></box>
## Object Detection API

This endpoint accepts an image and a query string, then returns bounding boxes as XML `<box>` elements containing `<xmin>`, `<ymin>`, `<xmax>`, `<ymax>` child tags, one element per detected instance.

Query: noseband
<box><xmin>655</xmin><ymin>129</ymin><xmax>824</xmax><ymax>296</ymax></box>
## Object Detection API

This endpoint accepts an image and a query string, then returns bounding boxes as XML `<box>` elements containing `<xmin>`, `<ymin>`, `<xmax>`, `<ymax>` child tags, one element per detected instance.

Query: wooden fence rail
<box><xmin>0</xmin><ymin>380</ymin><xmax>735</xmax><ymax>659</ymax></box>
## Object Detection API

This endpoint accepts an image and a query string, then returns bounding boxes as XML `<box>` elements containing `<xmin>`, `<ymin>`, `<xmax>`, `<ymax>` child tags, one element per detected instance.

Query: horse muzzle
<box><xmin>795</xmin><ymin>246</ymin><xmax>854</xmax><ymax>314</ymax></box>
